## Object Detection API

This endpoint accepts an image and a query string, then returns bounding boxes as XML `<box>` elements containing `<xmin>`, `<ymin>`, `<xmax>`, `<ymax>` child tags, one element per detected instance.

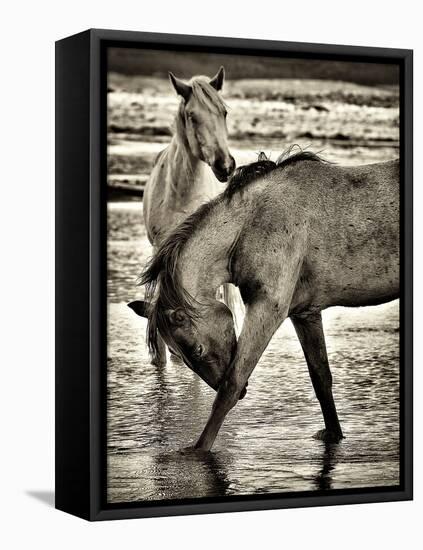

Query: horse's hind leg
<box><xmin>292</xmin><ymin>312</ymin><xmax>343</xmax><ymax>443</ymax></box>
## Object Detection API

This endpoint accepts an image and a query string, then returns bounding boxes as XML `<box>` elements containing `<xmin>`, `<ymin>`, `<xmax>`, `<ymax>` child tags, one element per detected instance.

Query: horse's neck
<box><xmin>165</xmin><ymin>135</ymin><xmax>207</xmax><ymax>201</ymax></box>
<box><xmin>179</xmin><ymin>200</ymin><xmax>245</xmax><ymax>302</ymax></box>
<box><xmin>178</xmin><ymin>173</ymin><xmax>273</xmax><ymax>303</ymax></box>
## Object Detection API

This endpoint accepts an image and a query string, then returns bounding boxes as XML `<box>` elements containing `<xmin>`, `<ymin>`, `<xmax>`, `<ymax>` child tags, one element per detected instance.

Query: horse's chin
<box><xmin>239</xmin><ymin>385</ymin><xmax>248</xmax><ymax>399</ymax></box>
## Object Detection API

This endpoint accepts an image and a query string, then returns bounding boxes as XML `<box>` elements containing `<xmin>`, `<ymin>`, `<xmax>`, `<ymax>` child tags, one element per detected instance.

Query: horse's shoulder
<box><xmin>232</xmin><ymin>186</ymin><xmax>306</xmax><ymax>272</ymax></box>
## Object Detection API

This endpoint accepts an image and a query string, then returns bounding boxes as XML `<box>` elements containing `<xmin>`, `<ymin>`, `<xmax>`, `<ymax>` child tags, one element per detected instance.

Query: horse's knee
<box><xmin>218</xmin><ymin>371</ymin><xmax>247</xmax><ymax>408</ymax></box>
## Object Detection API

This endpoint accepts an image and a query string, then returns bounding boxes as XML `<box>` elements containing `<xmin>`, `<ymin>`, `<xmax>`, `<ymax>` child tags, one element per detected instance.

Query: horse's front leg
<box><xmin>194</xmin><ymin>297</ymin><xmax>288</xmax><ymax>451</ymax></box>
<box><xmin>291</xmin><ymin>312</ymin><xmax>343</xmax><ymax>442</ymax></box>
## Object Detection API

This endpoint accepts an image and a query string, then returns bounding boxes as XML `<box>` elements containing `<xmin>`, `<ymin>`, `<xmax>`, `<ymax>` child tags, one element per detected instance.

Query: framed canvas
<box><xmin>55</xmin><ymin>29</ymin><xmax>413</xmax><ymax>521</ymax></box>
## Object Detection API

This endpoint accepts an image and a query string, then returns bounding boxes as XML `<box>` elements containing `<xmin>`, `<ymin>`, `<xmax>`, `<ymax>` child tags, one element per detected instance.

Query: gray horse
<box><xmin>131</xmin><ymin>151</ymin><xmax>399</xmax><ymax>451</ymax></box>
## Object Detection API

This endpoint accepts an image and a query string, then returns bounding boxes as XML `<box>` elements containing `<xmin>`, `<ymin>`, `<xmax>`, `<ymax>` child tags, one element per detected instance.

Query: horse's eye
<box><xmin>193</xmin><ymin>344</ymin><xmax>204</xmax><ymax>358</ymax></box>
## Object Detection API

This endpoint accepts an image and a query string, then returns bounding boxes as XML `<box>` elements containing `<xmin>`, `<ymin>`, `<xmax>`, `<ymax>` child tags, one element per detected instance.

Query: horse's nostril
<box><xmin>214</xmin><ymin>155</ymin><xmax>235</xmax><ymax>175</ymax></box>
<box><xmin>214</xmin><ymin>158</ymin><xmax>225</xmax><ymax>172</ymax></box>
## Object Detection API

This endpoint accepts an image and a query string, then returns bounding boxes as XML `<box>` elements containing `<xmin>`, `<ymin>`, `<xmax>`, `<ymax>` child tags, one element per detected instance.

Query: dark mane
<box><xmin>139</xmin><ymin>198</ymin><xmax>219</xmax><ymax>356</ymax></box>
<box><xmin>140</xmin><ymin>146</ymin><xmax>328</xmax><ymax>355</ymax></box>
<box><xmin>224</xmin><ymin>147</ymin><xmax>328</xmax><ymax>200</ymax></box>
<box><xmin>276</xmin><ymin>147</ymin><xmax>327</xmax><ymax>169</ymax></box>
<box><xmin>223</xmin><ymin>157</ymin><xmax>276</xmax><ymax>199</ymax></box>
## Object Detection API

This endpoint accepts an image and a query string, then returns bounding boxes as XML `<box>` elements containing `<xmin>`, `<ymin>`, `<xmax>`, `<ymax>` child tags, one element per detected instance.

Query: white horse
<box><xmin>136</xmin><ymin>67</ymin><xmax>241</xmax><ymax>367</ymax></box>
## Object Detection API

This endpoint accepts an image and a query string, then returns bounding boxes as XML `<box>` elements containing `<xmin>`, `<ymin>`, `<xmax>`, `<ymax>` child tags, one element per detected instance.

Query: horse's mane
<box><xmin>140</xmin><ymin>145</ymin><xmax>328</xmax><ymax>355</ymax></box>
<box><xmin>189</xmin><ymin>77</ymin><xmax>227</xmax><ymax>115</ymax></box>
<box><xmin>224</xmin><ymin>146</ymin><xmax>328</xmax><ymax>200</ymax></box>
<box><xmin>223</xmin><ymin>153</ymin><xmax>277</xmax><ymax>200</ymax></box>
<box><xmin>140</xmin><ymin>197</ymin><xmax>219</xmax><ymax>355</ymax></box>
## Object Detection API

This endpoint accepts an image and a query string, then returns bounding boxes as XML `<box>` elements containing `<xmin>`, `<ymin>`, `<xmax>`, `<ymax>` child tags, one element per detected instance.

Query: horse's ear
<box><xmin>128</xmin><ymin>300</ymin><xmax>150</xmax><ymax>318</ymax></box>
<box><xmin>165</xmin><ymin>308</ymin><xmax>189</xmax><ymax>327</ymax></box>
<box><xmin>209</xmin><ymin>66</ymin><xmax>225</xmax><ymax>91</ymax></box>
<box><xmin>168</xmin><ymin>72</ymin><xmax>192</xmax><ymax>101</ymax></box>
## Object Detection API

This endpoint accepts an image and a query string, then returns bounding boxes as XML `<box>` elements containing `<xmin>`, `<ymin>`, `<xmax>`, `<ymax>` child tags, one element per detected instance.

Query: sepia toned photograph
<box><xmin>106</xmin><ymin>46</ymin><xmax>400</xmax><ymax>505</ymax></box>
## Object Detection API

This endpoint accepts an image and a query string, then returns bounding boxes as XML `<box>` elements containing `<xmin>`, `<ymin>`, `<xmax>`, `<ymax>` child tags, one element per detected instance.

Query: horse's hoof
<box><xmin>178</xmin><ymin>446</ymin><xmax>195</xmax><ymax>454</ymax></box>
<box><xmin>179</xmin><ymin>445</ymin><xmax>209</xmax><ymax>455</ymax></box>
<box><xmin>151</xmin><ymin>358</ymin><xmax>166</xmax><ymax>368</ymax></box>
<box><xmin>313</xmin><ymin>429</ymin><xmax>344</xmax><ymax>443</ymax></box>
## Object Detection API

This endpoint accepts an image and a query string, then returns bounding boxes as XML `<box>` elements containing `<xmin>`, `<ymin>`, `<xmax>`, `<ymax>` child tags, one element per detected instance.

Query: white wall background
<box><xmin>0</xmin><ymin>1</ymin><xmax>420</xmax><ymax>547</ymax></box>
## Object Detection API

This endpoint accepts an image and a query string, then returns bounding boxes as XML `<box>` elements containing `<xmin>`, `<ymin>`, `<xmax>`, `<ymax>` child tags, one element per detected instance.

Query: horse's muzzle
<box><xmin>212</xmin><ymin>155</ymin><xmax>236</xmax><ymax>182</ymax></box>
<box><xmin>239</xmin><ymin>382</ymin><xmax>248</xmax><ymax>399</ymax></box>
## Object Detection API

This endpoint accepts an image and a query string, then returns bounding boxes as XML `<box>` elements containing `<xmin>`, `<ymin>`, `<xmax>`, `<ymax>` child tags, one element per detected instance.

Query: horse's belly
<box><xmin>323</xmin><ymin>257</ymin><xmax>399</xmax><ymax>309</ymax></box>
<box><xmin>291</xmin><ymin>246</ymin><xmax>399</xmax><ymax>313</ymax></box>
<box><xmin>332</xmin><ymin>285</ymin><xmax>399</xmax><ymax>308</ymax></box>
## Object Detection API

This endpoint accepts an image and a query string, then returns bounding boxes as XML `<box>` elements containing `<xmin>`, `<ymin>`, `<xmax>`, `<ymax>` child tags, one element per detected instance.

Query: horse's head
<box><xmin>129</xmin><ymin>299</ymin><xmax>241</xmax><ymax>394</ymax></box>
<box><xmin>169</xmin><ymin>67</ymin><xmax>236</xmax><ymax>182</ymax></box>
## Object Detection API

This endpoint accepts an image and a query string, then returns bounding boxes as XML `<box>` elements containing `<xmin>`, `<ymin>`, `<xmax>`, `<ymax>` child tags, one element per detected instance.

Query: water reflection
<box><xmin>314</xmin><ymin>442</ymin><xmax>339</xmax><ymax>491</ymax></box>
<box><xmin>154</xmin><ymin>450</ymin><xmax>231</xmax><ymax>498</ymax></box>
<box><xmin>107</xmin><ymin>204</ymin><xmax>400</xmax><ymax>504</ymax></box>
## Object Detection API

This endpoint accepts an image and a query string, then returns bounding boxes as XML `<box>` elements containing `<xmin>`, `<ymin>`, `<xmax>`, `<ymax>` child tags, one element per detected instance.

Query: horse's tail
<box><xmin>223</xmin><ymin>283</ymin><xmax>245</xmax><ymax>338</ymax></box>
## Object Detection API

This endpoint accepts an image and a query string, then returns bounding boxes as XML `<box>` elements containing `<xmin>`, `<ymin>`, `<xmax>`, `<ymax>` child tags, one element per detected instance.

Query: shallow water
<box><xmin>107</xmin><ymin>203</ymin><xmax>399</xmax><ymax>504</ymax></box>
<box><xmin>107</xmin><ymin>76</ymin><xmax>400</xmax><ymax>503</ymax></box>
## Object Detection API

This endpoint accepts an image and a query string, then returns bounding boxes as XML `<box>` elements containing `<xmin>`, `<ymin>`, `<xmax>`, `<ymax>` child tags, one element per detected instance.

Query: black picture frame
<box><xmin>55</xmin><ymin>28</ymin><xmax>413</xmax><ymax>521</ymax></box>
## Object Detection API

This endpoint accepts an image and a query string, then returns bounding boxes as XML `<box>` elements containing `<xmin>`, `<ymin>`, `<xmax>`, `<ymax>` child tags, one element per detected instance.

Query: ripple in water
<box><xmin>107</xmin><ymin>203</ymin><xmax>400</xmax><ymax>504</ymax></box>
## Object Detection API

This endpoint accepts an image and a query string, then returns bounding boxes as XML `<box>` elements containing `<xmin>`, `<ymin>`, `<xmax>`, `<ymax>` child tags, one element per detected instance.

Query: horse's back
<box><xmin>272</xmin><ymin>158</ymin><xmax>399</xmax><ymax>201</ymax></box>
<box><xmin>263</xmin><ymin>158</ymin><xmax>399</xmax><ymax>242</ymax></box>
<box><xmin>234</xmin><ymin>159</ymin><xmax>400</xmax><ymax>312</ymax></box>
